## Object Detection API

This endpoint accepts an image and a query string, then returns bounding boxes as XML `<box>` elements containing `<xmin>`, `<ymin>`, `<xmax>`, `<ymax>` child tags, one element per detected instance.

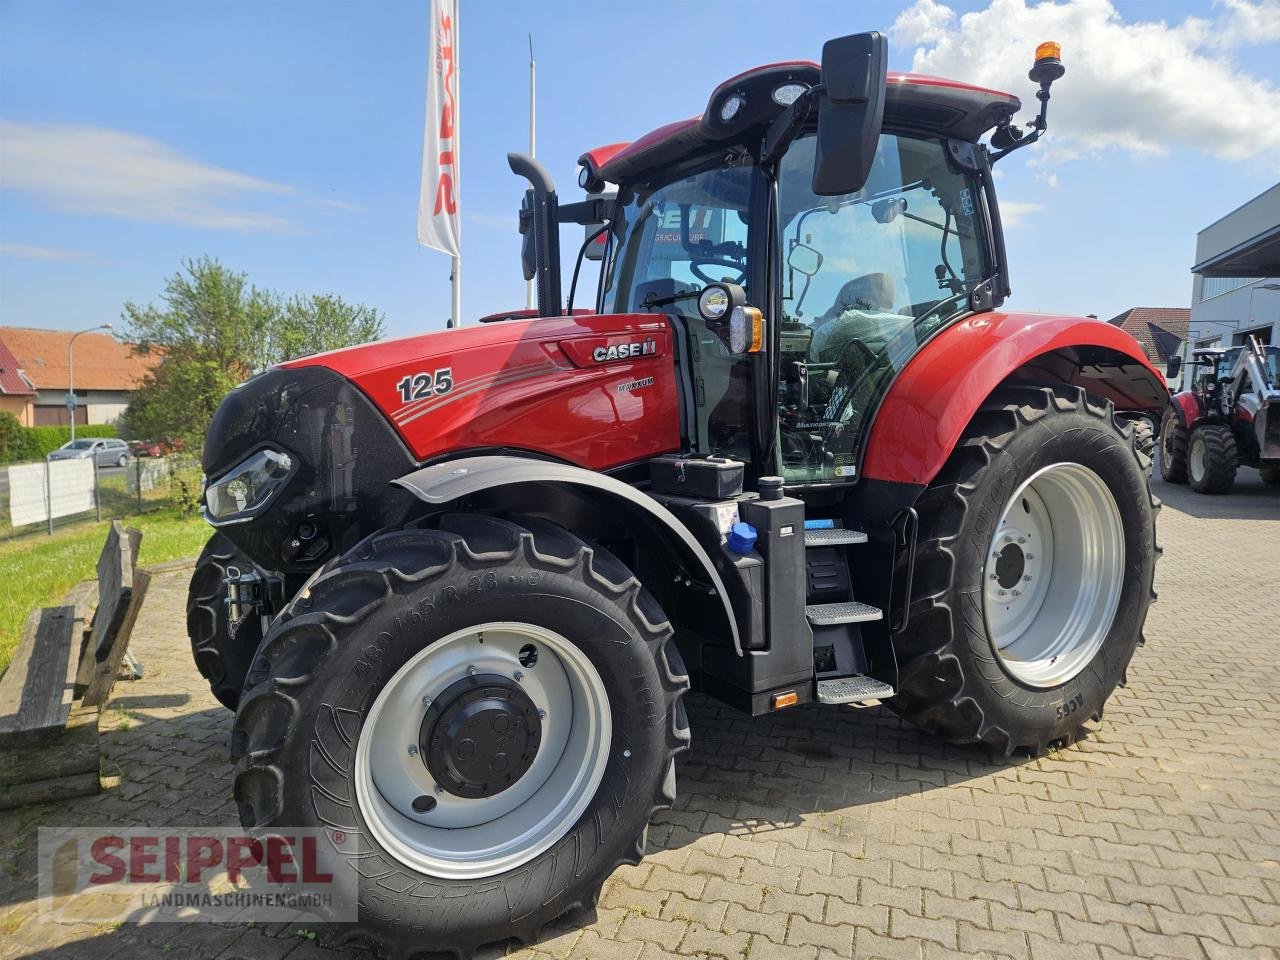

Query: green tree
<box><xmin>266</xmin><ymin>293</ymin><xmax>385</xmax><ymax>363</ymax></box>
<box><xmin>120</xmin><ymin>257</ymin><xmax>385</xmax><ymax>450</ymax></box>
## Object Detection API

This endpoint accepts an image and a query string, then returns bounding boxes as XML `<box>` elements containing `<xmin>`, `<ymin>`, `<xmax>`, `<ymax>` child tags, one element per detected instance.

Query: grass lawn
<box><xmin>0</xmin><ymin>510</ymin><xmax>211</xmax><ymax>677</ymax></box>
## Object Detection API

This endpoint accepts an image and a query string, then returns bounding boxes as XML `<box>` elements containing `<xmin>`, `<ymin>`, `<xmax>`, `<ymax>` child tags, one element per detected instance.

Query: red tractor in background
<box><xmin>1160</xmin><ymin>335</ymin><xmax>1280</xmax><ymax>492</ymax></box>
<box><xmin>187</xmin><ymin>33</ymin><xmax>1166</xmax><ymax>956</ymax></box>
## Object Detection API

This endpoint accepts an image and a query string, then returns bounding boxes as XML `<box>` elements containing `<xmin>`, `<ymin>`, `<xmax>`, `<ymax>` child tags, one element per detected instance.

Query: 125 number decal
<box><xmin>396</xmin><ymin>367</ymin><xmax>453</xmax><ymax>404</ymax></box>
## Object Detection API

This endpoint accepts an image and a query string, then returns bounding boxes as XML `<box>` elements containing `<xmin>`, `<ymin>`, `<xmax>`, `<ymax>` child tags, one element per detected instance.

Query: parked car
<box><xmin>48</xmin><ymin>437</ymin><xmax>130</xmax><ymax>467</ymax></box>
<box><xmin>129</xmin><ymin>437</ymin><xmax>184</xmax><ymax>457</ymax></box>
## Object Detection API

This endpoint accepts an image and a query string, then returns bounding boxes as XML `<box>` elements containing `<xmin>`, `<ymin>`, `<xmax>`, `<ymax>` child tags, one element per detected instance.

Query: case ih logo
<box><xmin>593</xmin><ymin>339</ymin><xmax>657</xmax><ymax>363</ymax></box>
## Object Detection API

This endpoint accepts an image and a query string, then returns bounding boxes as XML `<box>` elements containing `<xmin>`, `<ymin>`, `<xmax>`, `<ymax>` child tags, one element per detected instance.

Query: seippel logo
<box><xmin>593</xmin><ymin>339</ymin><xmax>656</xmax><ymax>363</ymax></box>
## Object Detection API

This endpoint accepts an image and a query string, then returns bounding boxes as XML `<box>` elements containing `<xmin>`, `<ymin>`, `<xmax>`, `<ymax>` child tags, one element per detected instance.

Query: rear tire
<box><xmin>1188</xmin><ymin>424</ymin><xmax>1237</xmax><ymax>494</ymax></box>
<box><xmin>1159</xmin><ymin>405</ymin><xmax>1188</xmax><ymax>483</ymax></box>
<box><xmin>231</xmin><ymin>514</ymin><xmax>689</xmax><ymax>958</ymax></box>
<box><xmin>186</xmin><ymin>534</ymin><xmax>264</xmax><ymax>711</ymax></box>
<box><xmin>889</xmin><ymin>385</ymin><xmax>1158</xmax><ymax>755</ymax></box>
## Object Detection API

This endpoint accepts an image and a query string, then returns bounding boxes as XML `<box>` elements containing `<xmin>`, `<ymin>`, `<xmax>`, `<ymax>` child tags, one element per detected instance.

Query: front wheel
<box><xmin>890</xmin><ymin>385</ymin><xmax>1158</xmax><ymax>755</ymax></box>
<box><xmin>1159</xmin><ymin>405</ymin><xmax>1189</xmax><ymax>483</ymax></box>
<box><xmin>231</xmin><ymin>514</ymin><xmax>688</xmax><ymax>957</ymax></box>
<box><xmin>1188</xmin><ymin>424</ymin><xmax>1237</xmax><ymax>494</ymax></box>
<box><xmin>116</xmin><ymin>453</ymin><xmax>128</xmax><ymax>468</ymax></box>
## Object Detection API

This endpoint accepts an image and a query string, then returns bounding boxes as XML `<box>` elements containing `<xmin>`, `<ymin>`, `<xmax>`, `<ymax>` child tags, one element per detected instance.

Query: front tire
<box><xmin>186</xmin><ymin>533</ymin><xmax>264</xmax><ymax>710</ymax></box>
<box><xmin>890</xmin><ymin>385</ymin><xmax>1158</xmax><ymax>755</ymax></box>
<box><xmin>1188</xmin><ymin>424</ymin><xmax>1238</xmax><ymax>494</ymax></box>
<box><xmin>1159</xmin><ymin>405</ymin><xmax>1189</xmax><ymax>483</ymax></box>
<box><xmin>231</xmin><ymin>514</ymin><xmax>688</xmax><ymax>958</ymax></box>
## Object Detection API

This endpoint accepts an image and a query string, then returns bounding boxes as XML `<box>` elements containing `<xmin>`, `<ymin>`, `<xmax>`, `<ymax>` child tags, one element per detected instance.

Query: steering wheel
<box><xmin>690</xmin><ymin>258</ymin><xmax>746</xmax><ymax>286</ymax></box>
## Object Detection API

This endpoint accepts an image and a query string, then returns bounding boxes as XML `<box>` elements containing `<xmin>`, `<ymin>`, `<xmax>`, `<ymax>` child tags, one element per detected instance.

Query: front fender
<box><xmin>1169</xmin><ymin>390</ymin><xmax>1201</xmax><ymax>427</ymax></box>
<box><xmin>863</xmin><ymin>311</ymin><xmax>1168</xmax><ymax>485</ymax></box>
<box><xmin>392</xmin><ymin>455</ymin><xmax>741</xmax><ymax>654</ymax></box>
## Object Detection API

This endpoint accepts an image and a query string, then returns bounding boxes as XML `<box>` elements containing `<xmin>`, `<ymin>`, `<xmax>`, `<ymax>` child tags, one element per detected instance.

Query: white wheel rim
<box><xmin>354</xmin><ymin>622</ymin><xmax>611</xmax><ymax>879</ymax></box>
<box><xmin>1190</xmin><ymin>437</ymin><xmax>1206</xmax><ymax>483</ymax></box>
<box><xmin>983</xmin><ymin>462</ymin><xmax>1125</xmax><ymax>688</ymax></box>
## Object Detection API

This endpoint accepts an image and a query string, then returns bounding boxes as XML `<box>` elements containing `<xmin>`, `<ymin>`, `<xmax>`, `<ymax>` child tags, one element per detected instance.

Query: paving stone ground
<box><xmin>1</xmin><ymin>468</ymin><xmax>1277</xmax><ymax>960</ymax></box>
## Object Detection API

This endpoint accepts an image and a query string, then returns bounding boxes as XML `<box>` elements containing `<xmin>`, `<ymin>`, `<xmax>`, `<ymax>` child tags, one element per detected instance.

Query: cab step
<box><xmin>805</xmin><ymin>601</ymin><xmax>883</xmax><ymax>626</ymax></box>
<box><xmin>804</xmin><ymin>528</ymin><xmax>868</xmax><ymax>547</ymax></box>
<box><xmin>817</xmin><ymin>675</ymin><xmax>895</xmax><ymax>704</ymax></box>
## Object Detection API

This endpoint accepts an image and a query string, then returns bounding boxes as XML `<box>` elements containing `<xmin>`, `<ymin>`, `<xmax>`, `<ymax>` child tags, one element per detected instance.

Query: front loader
<box><xmin>188</xmin><ymin>33</ymin><xmax>1166</xmax><ymax>956</ymax></box>
<box><xmin>1160</xmin><ymin>334</ymin><xmax>1280</xmax><ymax>492</ymax></box>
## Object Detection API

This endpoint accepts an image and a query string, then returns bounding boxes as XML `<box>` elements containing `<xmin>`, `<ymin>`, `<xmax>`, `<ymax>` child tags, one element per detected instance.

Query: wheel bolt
<box><xmin>407</xmin><ymin>745</ymin><xmax>418</xmax><ymax>757</ymax></box>
<box><xmin>997</xmin><ymin>589</ymin><xmax>1006</xmax><ymax>596</ymax></box>
<box><xmin>433</xmin><ymin>783</ymin><xmax>443</xmax><ymax>794</ymax></box>
<box><xmin>467</xmin><ymin>665</ymin><xmax>477</xmax><ymax>677</ymax></box>
<box><xmin>1018</xmin><ymin>537</ymin><xmax>1027</xmax><ymax>545</ymax></box>
<box><xmin>623</xmin><ymin>749</ymin><xmax>632</xmax><ymax>759</ymax></box>
<box><xmin>1026</xmin><ymin>554</ymin><xmax>1035</xmax><ymax>560</ymax></box>
<box><xmin>422</xmin><ymin>696</ymin><xmax>432</xmax><ymax>707</ymax></box>
<box><xmin>513</xmin><ymin>671</ymin><xmax>524</xmax><ymax>682</ymax></box>
<box><xmin>1011</xmin><ymin>589</ymin><xmax>1021</xmax><ymax>597</ymax></box>
<box><xmin>1023</xmin><ymin>575</ymin><xmax>1032</xmax><ymax>582</ymax></box>
<box><xmin>538</xmin><ymin>709</ymin><xmax>547</xmax><ymax>719</ymax></box>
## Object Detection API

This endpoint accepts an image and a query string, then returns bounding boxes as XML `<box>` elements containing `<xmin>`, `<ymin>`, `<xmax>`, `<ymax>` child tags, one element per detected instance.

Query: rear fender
<box><xmin>392</xmin><ymin>455</ymin><xmax>741</xmax><ymax>654</ymax></box>
<box><xmin>863</xmin><ymin>311</ymin><xmax>1168</xmax><ymax>486</ymax></box>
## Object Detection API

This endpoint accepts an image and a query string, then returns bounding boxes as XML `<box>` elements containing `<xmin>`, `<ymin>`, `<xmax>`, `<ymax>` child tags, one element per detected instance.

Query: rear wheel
<box><xmin>1188</xmin><ymin>424</ymin><xmax>1237</xmax><ymax>494</ymax></box>
<box><xmin>1159</xmin><ymin>405</ymin><xmax>1188</xmax><ymax>483</ymax></box>
<box><xmin>231</xmin><ymin>514</ymin><xmax>688</xmax><ymax>958</ymax></box>
<box><xmin>186</xmin><ymin>533</ymin><xmax>264</xmax><ymax>710</ymax></box>
<box><xmin>890</xmin><ymin>385</ymin><xmax>1158</xmax><ymax>755</ymax></box>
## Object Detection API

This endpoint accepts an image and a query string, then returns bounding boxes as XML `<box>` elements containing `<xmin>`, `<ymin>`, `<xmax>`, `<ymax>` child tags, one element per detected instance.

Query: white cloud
<box><xmin>0</xmin><ymin>122</ymin><xmax>292</xmax><ymax>229</ymax></box>
<box><xmin>0</xmin><ymin>243</ymin><xmax>92</xmax><ymax>261</ymax></box>
<box><xmin>1000</xmin><ymin>200</ymin><xmax>1045</xmax><ymax>226</ymax></box>
<box><xmin>891</xmin><ymin>0</ymin><xmax>1280</xmax><ymax>162</ymax></box>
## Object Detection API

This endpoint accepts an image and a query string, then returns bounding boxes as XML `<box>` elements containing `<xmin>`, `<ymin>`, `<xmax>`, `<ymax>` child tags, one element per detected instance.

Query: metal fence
<box><xmin>0</xmin><ymin>454</ymin><xmax>202</xmax><ymax>541</ymax></box>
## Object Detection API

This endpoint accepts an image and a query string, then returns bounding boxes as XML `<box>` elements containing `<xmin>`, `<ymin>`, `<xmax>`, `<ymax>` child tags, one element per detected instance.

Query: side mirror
<box><xmin>787</xmin><ymin>243</ymin><xmax>823</xmax><ymax>277</ymax></box>
<box><xmin>1166</xmin><ymin>356</ymin><xmax>1182</xmax><ymax>380</ymax></box>
<box><xmin>812</xmin><ymin>32</ymin><xmax>887</xmax><ymax>196</ymax></box>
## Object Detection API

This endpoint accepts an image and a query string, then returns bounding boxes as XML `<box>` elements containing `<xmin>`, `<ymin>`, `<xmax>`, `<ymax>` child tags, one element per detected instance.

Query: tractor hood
<box><xmin>201</xmin><ymin>311</ymin><xmax>682</xmax><ymax>573</ymax></box>
<box><xmin>276</xmin><ymin>311</ymin><xmax>681</xmax><ymax>472</ymax></box>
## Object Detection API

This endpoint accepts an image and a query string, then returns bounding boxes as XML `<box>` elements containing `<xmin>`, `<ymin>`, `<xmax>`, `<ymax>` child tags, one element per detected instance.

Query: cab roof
<box><xmin>585</xmin><ymin>63</ymin><xmax>1021</xmax><ymax>185</ymax></box>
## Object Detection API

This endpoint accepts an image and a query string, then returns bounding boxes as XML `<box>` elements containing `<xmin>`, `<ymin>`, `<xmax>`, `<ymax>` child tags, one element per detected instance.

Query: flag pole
<box><xmin>451</xmin><ymin>1</ymin><xmax>462</xmax><ymax>327</ymax></box>
<box><xmin>526</xmin><ymin>33</ymin><xmax>537</xmax><ymax>311</ymax></box>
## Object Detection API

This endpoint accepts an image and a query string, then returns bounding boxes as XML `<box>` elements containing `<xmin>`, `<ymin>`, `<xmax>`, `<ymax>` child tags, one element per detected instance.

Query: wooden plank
<box><xmin>0</xmin><ymin>707</ymin><xmax>98</xmax><ymax>784</ymax></box>
<box><xmin>0</xmin><ymin>606</ymin><xmax>77</xmax><ymax>746</ymax></box>
<box><xmin>81</xmin><ymin>568</ymin><xmax>150</xmax><ymax>708</ymax></box>
<box><xmin>0</xmin><ymin>771</ymin><xmax>99</xmax><ymax>810</ymax></box>
<box><xmin>74</xmin><ymin>521</ymin><xmax>138</xmax><ymax>695</ymax></box>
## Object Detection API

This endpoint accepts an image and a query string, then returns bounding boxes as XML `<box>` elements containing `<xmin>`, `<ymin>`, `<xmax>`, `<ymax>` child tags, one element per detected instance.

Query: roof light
<box><xmin>719</xmin><ymin>93</ymin><xmax>745</xmax><ymax>123</ymax></box>
<box><xmin>1035</xmin><ymin>41</ymin><xmax>1061</xmax><ymax>61</ymax></box>
<box><xmin>772</xmin><ymin>82</ymin><xmax>808</xmax><ymax>106</ymax></box>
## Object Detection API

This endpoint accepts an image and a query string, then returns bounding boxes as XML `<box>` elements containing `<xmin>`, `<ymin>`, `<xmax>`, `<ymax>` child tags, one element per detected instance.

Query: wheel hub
<box><xmin>993</xmin><ymin>542</ymin><xmax>1026</xmax><ymax>589</ymax></box>
<box><xmin>421</xmin><ymin>674</ymin><xmax>542</xmax><ymax>799</ymax></box>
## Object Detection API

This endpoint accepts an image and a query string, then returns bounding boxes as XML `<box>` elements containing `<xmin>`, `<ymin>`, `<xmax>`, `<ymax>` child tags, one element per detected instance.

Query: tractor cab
<box><xmin>559</xmin><ymin>42</ymin><xmax>1043</xmax><ymax>489</ymax></box>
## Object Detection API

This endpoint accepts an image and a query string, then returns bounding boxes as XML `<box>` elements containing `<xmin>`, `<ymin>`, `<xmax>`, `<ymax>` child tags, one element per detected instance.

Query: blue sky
<box><xmin>1</xmin><ymin>0</ymin><xmax>1277</xmax><ymax>338</ymax></box>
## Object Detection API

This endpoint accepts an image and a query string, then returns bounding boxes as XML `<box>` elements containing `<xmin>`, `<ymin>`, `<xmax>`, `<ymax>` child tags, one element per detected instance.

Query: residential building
<box><xmin>0</xmin><ymin>338</ymin><xmax>37</xmax><ymax>425</ymax></box>
<box><xmin>0</xmin><ymin>326</ymin><xmax>158</xmax><ymax>427</ymax></box>
<box><xmin>1106</xmin><ymin>307</ymin><xmax>1190</xmax><ymax>386</ymax></box>
<box><xmin>1186</xmin><ymin>183</ymin><xmax>1280</xmax><ymax>364</ymax></box>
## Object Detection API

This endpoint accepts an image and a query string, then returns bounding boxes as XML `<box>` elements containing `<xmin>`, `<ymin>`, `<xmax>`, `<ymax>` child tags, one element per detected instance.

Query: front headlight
<box><xmin>204</xmin><ymin>448</ymin><xmax>294</xmax><ymax>523</ymax></box>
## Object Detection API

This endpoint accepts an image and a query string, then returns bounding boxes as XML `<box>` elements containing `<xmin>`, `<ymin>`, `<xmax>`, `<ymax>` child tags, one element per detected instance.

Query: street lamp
<box><xmin>67</xmin><ymin>323</ymin><xmax>112</xmax><ymax>443</ymax></box>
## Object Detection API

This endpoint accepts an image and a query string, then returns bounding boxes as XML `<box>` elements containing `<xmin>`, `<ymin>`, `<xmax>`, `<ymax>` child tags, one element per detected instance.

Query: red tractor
<box><xmin>188</xmin><ymin>33</ymin><xmax>1165</xmax><ymax>956</ymax></box>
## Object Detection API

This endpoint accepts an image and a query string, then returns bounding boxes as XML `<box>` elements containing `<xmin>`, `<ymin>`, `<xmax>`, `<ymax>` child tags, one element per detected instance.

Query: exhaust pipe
<box><xmin>508</xmin><ymin>153</ymin><xmax>562</xmax><ymax>318</ymax></box>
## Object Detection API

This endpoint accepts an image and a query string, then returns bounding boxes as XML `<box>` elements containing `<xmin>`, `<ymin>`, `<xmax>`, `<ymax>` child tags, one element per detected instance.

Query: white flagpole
<box><xmin>526</xmin><ymin>33</ymin><xmax>536</xmax><ymax>311</ymax></box>
<box><xmin>418</xmin><ymin>0</ymin><xmax>462</xmax><ymax>327</ymax></box>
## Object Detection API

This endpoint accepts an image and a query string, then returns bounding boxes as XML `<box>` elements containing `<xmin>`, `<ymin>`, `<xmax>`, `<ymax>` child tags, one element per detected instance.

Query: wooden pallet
<box><xmin>0</xmin><ymin>520</ymin><xmax>148</xmax><ymax>809</ymax></box>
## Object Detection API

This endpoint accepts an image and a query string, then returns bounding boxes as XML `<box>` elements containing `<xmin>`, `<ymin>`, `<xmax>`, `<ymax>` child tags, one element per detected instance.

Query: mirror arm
<box><xmin>990</xmin><ymin>79</ymin><xmax>1054</xmax><ymax>163</ymax></box>
<box><xmin>762</xmin><ymin>85</ymin><xmax>821</xmax><ymax>166</ymax></box>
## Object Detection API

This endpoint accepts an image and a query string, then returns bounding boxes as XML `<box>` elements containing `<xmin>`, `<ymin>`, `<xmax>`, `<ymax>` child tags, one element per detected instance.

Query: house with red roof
<box><xmin>0</xmin><ymin>327</ymin><xmax>159</xmax><ymax>427</ymax></box>
<box><xmin>1106</xmin><ymin>307</ymin><xmax>1190</xmax><ymax>385</ymax></box>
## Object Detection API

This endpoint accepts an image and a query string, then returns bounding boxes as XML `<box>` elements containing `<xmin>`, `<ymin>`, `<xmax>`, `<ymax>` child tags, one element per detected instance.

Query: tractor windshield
<box><xmin>775</xmin><ymin>131</ymin><xmax>990</xmax><ymax>483</ymax></box>
<box><xmin>603</xmin><ymin>154</ymin><xmax>757</xmax><ymax>463</ymax></box>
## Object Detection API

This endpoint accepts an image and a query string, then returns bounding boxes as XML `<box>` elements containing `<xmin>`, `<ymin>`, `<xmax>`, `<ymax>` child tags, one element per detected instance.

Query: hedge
<box><xmin>0</xmin><ymin>413</ymin><xmax>119</xmax><ymax>463</ymax></box>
